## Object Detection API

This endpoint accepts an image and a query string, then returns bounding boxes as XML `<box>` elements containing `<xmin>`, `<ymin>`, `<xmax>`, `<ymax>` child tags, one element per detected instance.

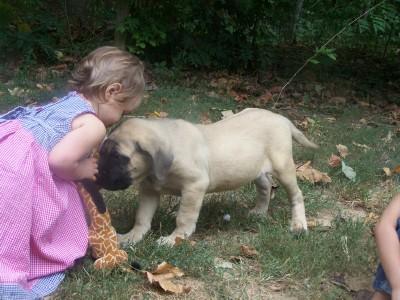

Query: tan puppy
<box><xmin>96</xmin><ymin>108</ymin><xmax>318</xmax><ymax>245</ymax></box>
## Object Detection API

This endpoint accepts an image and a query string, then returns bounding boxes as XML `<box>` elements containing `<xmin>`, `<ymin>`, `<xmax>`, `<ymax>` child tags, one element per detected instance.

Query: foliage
<box><xmin>0</xmin><ymin>0</ymin><xmax>111</xmax><ymax>65</ymax></box>
<box><xmin>0</xmin><ymin>0</ymin><xmax>399</xmax><ymax>69</ymax></box>
<box><xmin>120</xmin><ymin>0</ymin><xmax>400</xmax><ymax>69</ymax></box>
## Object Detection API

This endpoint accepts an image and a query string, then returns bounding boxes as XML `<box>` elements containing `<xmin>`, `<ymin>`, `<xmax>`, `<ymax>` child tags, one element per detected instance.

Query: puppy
<box><xmin>97</xmin><ymin>108</ymin><xmax>318</xmax><ymax>245</ymax></box>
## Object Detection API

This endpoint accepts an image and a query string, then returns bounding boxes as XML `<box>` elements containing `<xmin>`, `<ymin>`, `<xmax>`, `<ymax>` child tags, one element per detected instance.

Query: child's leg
<box><xmin>372</xmin><ymin>218</ymin><xmax>400</xmax><ymax>297</ymax></box>
<box><xmin>371</xmin><ymin>291</ymin><xmax>390</xmax><ymax>300</ymax></box>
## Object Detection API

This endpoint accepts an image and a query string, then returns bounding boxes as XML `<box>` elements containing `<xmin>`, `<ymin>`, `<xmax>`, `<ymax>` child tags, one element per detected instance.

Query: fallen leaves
<box><xmin>336</xmin><ymin>144</ymin><xmax>349</xmax><ymax>158</ymax></box>
<box><xmin>328</xmin><ymin>154</ymin><xmax>341</xmax><ymax>168</ymax></box>
<box><xmin>257</xmin><ymin>91</ymin><xmax>273</xmax><ymax>104</ymax></box>
<box><xmin>328</xmin><ymin>144</ymin><xmax>357</xmax><ymax>181</ymax></box>
<box><xmin>352</xmin><ymin>142</ymin><xmax>371</xmax><ymax>151</ymax></box>
<box><xmin>383</xmin><ymin>165</ymin><xmax>400</xmax><ymax>177</ymax></box>
<box><xmin>297</xmin><ymin>117</ymin><xmax>315</xmax><ymax>130</ymax></box>
<box><xmin>200</xmin><ymin>112</ymin><xmax>212</xmax><ymax>124</ymax></box>
<box><xmin>147</xmin><ymin>111</ymin><xmax>169</xmax><ymax>118</ymax></box>
<box><xmin>8</xmin><ymin>87</ymin><xmax>29</xmax><ymax>97</ymax></box>
<box><xmin>145</xmin><ymin>262</ymin><xmax>190</xmax><ymax>294</ymax></box>
<box><xmin>307</xmin><ymin>213</ymin><xmax>333</xmax><ymax>231</ymax></box>
<box><xmin>36</xmin><ymin>83</ymin><xmax>53</xmax><ymax>91</ymax></box>
<box><xmin>240</xmin><ymin>245</ymin><xmax>259</xmax><ymax>258</ymax></box>
<box><xmin>174</xmin><ymin>236</ymin><xmax>196</xmax><ymax>247</ymax></box>
<box><xmin>383</xmin><ymin>167</ymin><xmax>392</xmax><ymax>176</ymax></box>
<box><xmin>341</xmin><ymin>161</ymin><xmax>357</xmax><ymax>182</ymax></box>
<box><xmin>296</xmin><ymin>161</ymin><xmax>331</xmax><ymax>184</ymax></box>
<box><xmin>382</xmin><ymin>131</ymin><xmax>393</xmax><ymax>143</ymax></box>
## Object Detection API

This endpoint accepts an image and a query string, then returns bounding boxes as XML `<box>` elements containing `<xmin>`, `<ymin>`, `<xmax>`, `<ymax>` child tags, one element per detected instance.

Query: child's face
<box><xmin>98</xmin><ymin>95</ymin><xmax>142</xmax><ymax>127</ymax></box>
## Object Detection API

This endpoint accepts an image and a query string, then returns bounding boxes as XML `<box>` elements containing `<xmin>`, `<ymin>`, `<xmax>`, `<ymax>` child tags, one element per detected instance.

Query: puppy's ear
<box><xmin>152</xmin><ymin>149</ymin><xmax>174</xmax><ymax>182</ymax></box>
<box><xmin>100</xmin><ymin>139</ymin><xmax>118</xmax><ymax>156</ymax></box>
<box><xmin>136</xmin><ymin>138</ymin><xmax>174</xmax><ymax>182</ymax></box>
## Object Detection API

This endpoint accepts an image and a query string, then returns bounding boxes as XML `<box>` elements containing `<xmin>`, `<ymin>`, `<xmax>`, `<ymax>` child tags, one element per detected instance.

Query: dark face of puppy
<box><xmin>96</xmin><ymin>139</ymin><xmax>133</xmax><ymax>190</ymax></box>
<box><xmin>96</xmin><ymin>119</ymin><xmax>175</xmax><ymax>191</ymax></box>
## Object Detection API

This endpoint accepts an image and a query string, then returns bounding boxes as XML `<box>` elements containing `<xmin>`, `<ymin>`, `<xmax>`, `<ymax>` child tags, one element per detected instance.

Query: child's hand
<box><xmin>75</xmin><ymin>157</ymin><xmax>98</xmax><ymax>180</ymax></box>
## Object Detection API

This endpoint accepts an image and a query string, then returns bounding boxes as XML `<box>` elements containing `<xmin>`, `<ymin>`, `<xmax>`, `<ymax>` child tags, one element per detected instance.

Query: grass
<box><xmin>1</xmin><ymin>68</ymin><xmax>400</xmax><ymax>299</ymax></box>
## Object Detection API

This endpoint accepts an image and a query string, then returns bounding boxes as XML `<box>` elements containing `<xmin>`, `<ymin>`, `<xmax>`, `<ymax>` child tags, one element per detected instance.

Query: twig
<box><xmin>274</xmin><ymin>0</ymin><xmax>387</xmax><ymax>107</ymax></box>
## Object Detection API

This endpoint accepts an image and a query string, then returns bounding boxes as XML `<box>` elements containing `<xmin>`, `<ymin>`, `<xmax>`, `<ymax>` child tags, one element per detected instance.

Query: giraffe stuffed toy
<box><xmin>77</xmin><ymin>178</ymin><xmax>129</xmax><ymax>270</ymax></box>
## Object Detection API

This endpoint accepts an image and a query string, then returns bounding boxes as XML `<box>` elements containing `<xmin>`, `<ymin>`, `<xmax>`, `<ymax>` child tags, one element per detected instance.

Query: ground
<box><xmin>1</xmin><ymin>61</ymin><xmax>399</xmax><ymax>299</ymax></box>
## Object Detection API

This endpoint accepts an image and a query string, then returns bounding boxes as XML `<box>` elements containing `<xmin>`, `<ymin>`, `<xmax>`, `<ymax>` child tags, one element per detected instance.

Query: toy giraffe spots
<box><xmin>77</xmin><ymin>179</ymin><xmax>128</xmax><ymax>270</ymax></box>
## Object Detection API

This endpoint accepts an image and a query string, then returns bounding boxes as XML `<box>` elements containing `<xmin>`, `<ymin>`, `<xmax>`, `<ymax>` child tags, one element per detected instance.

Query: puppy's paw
<box><xmin>289</xmin><ymin>219</ymin><xmax>308</xmax><ymax>233</ymax></box>
<box><xmin>157</xmin><ymin>236</ymin><xmax>176</xmax><ymax>246</ymax></box>
<box><xmin>118</xmin><ymin>233</ymin><xmax>140</xmax><ymax>247</ymax></box>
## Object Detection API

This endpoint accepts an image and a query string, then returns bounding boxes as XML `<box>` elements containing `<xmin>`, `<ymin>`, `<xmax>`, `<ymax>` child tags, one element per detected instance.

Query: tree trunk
<box><xmin>114</xmin><ymin>0</ymin><xmax>130</xmax><ymax>50</ymax></box>
<box><xmin>291</xmin><ymin>0</ymin><xmax>304</xmax><ymax>44</ymax></box>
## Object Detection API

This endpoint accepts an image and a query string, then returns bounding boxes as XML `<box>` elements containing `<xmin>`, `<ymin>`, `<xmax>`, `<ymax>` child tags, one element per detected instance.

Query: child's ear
<box><xmin>105</xmin><ymin>83</ymin><xmax>122</xmax><ymax>99</ymax></box>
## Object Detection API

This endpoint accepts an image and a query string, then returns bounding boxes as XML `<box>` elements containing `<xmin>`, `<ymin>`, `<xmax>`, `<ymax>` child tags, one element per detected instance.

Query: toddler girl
<box><xmin>0</xmin><ymin>46</ymin><xmax>145</xmax><ymax>299</ymax></box>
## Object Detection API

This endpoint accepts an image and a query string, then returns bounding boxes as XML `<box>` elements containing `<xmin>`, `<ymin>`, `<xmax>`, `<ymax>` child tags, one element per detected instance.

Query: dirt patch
<box><xmin>367</xmin><ymin>179</ymin><xmax>399</xmax><ymax>212</ymax></box>
<box><xmin>130</xmin><ymin>278</ymin><xmax>209</xmax><ymax>300</ymax></box>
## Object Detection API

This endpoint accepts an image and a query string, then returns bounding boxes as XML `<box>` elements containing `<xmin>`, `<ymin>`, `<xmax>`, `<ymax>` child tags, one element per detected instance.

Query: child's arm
<box><xmin>48</xmin><ymin>113</ymin><xmax>106</xmax><ymax>181</ymax></box>
<box><xmin>375</xmin><ymin>193</ymin><xmax>400</xmax><ymax>296</ymax></box>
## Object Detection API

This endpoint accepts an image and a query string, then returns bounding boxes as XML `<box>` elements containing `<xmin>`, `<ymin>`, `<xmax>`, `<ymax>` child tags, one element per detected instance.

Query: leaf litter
<box><xmin>145</xmin><ymin>262</ymin><xmax>191</xmax><ymax>294</ymax></box>
<box><xmin>296</xmin><ymin>161</ymin><xmax>331</xmax><ymax>184</ymax></box>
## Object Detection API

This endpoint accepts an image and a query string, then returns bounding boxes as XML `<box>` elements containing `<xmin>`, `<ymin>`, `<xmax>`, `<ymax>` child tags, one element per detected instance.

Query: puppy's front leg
<box><xmin>119</xmin><ymin>186</ymin><xmax>160</xmax><ymax>245</ymax></box>
<box><xmin>158</xmin><ymin>183</ymin><xmax>207</xmax><ymax>245</ymax></box>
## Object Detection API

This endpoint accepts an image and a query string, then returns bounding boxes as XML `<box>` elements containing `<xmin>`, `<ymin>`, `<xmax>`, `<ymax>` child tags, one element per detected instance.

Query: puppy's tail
<box><xmin>289</xmin><ymin>122</ymin><xmax>319</xmax><ymax>149</ymax></box>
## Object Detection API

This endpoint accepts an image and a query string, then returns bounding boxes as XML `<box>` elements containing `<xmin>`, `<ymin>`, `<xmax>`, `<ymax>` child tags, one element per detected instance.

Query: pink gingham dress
<box><xmin>0</xmin><ymin>92</ymin><xmax>94</xmax><ymax>299</ymax></box>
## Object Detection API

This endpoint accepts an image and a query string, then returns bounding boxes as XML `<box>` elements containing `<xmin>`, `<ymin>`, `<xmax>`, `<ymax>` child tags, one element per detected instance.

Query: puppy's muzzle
<box><xmin>96</xmin><ymin>139</ymin><xmax>133</xmax><ymax>191</ymax></box>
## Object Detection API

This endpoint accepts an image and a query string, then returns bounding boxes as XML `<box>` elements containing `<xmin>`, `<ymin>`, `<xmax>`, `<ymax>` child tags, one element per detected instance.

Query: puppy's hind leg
<box><xmin>249</xmin><ymin>173</ymin><xmax>273</xmax><ymax>216</ymax></box>
<box><xmin>273</xmin><ymin>158</ymin><xmax>308</xmax><ymax>232</ymax></box>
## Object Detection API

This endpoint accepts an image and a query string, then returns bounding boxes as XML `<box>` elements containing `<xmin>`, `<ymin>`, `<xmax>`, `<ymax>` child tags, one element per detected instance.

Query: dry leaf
<box><xmin>328</xmin><ymin>154</ymin><xmax>341</xmax><ymax>168</ymax></box>
<box><xmin>200</xmin><ymin>112</ymin><xmax>212</xmax><ymax>124</ymax></box>
<box><xmin>357</xmin><ymin>100</ymin><xmax>370</xmax><ymax>107</ymax></box>
<box><xmin>258</xmin><ymin>91</ymin><xmax>273</xmax><ymax>103</ymax></box>
<box><xmin>383</xmin><ymin>131</ymin><xmax>393</xmax><ymax>143</ymax></box>
<box><xmin>341</xmin><ymin>161</ymin><xmax>356</xmax><ymax>182</ymax></box>
<box><xmin>153</xmin><ymin>262</ymin><xmax>184</xmax><ymax>277</ymax></box>
<box><xmin>383</xmin><ymin>167</ymin><xmax>392</xmax><ymax>176</ymax></box>
<box><xmin>352</xmin><ymin>142</ymin><xmax>371</xmax><ymax>151</ymax></box>
<box><xmin>174</xmin><ymin>236</ymin><xmax>196</xmax><ymax>247</ymax></box>
<box><xmin>229</xmin><ymin>90</ymin><xmax>248</xmax><ymax>102</ymax></box>
<box><xmin>330</xmin><ymin>96</ymin><xmax>346</xmax><ymax>104</ymax></box>
<box><xmin>298</xmin><ymin>117</ymin><xmax>315</xmax><ymax>130</ymax></box>
<box><xmin>392</xmin><ymin>165</ymin><xmax>400</xmax><ymax>175</ymax></box>
<box><xmin>36</xmin><ymin>83</ymin><xmax>53</xmax><ymax>91</ymax></box>
<box><xmin>336</xmin><ymin>144</ymin><xmax>349</xmax><ymax>158</ymax></box>
<box><xmin>147</xmin><ymin>111</ymin><xmax>168</xmax><ymax>118</ymax></box>
<box><xmin>8</xmin><ymin>87</ymin><xmax>28</xmax><ymax>97</ymax></box>
<box><xmin>229</xmin><ymin>256</ymin><xmax>243</xmax><ymax>263</ymax></box>
<box><xmin>307</xmin><ymin>216</ymin><xmax>332</xmax><ymax>230</ymax></box>
<box><xmin>158</xmin><ymin>279</ymin><xmax>191</xmax><ymax>294</ymax></box>
<box><xmin>326</xmin><ymin>117</ymin><xmax>336</xmax><ymax>123</ymax></box>
<box><xmin>145</xmin><ymin>262</ymin><xmax>190</xmax><ymax>294</ymax></box>
<box><xmin>269</xmin><ymin>86</ymin><xmax>282</xmax><ymax>94</ymax></box>
<box><xmin>240</xmin><ymin>245</ymin><xmax>259</xmax><ymax>258</ymax></box>
<box><xmin>296</xmin><ymin>161</ymin><xmax>332</xmax><ymax>184</ymax></box>
<box><xmin>158</xmin><ymin>111</ymin><xmax>168</xmax><ymax>118</ymax></box>
<box><xmin>359</xmin><ymin>118</ymin><xmax>367</xmax><ymax>125</ymax></box>
<box><xmin>365</xmin><ymin>212</ymin><xmax>379</xmax><ymax>225</ymax></box>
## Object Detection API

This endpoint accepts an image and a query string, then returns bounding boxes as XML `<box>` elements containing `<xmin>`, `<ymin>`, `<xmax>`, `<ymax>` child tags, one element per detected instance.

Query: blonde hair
<box><xmin>69</xmin><ymin>46</ymin><xmax>145</xmax><ymax>103</ymax></box>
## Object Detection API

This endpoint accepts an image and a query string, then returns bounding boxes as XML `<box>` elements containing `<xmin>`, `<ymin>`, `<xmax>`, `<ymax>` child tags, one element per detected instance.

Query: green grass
<box><xmin>1</xmin><ymin>68</ymin><xmax>400</xmax><ymax>299</ymax></box>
